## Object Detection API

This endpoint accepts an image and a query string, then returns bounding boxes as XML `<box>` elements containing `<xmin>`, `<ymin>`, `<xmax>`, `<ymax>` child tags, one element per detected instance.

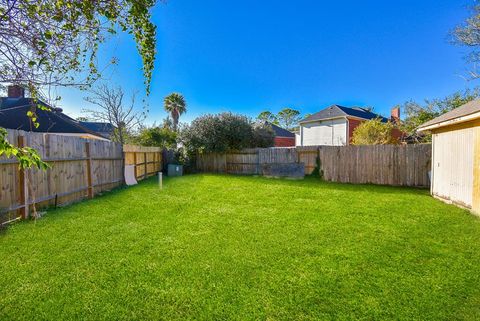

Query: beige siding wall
<box><xmin>300</xmin><ymin>118</ymin><xmax>347</xmax><ymax>146</ymax></box>
<box><xmin>431</xmin><ymin>119</ymin><xmax>480</xmax><ymax>214</ymax></box>
<box><xmin>473</xmin><ymin>123</ymin><xmax>480</xmax><ymax>215</ymax></box>
<box><xmin>432</xmin><ymin>127</ymin><xmax>475</xmax><ymax>208</ymax></box>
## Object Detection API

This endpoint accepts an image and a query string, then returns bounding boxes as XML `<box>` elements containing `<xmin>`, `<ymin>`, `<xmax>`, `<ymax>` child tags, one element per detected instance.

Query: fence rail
<box><xmin>0</xmin><ymin>129</ymin><xmax>163</xmax><ymax>225</ymax></box>
<box><xmin>197</xmin><ymin>144</ymin><xmax>432</xmax><ymax>187</ymax></box>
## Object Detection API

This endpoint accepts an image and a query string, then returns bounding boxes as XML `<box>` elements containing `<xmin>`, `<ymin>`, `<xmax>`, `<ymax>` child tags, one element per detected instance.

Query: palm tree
<box><xmin>163</xmin><ymin>93</ymin><xmax>186</xmax><ymax>131</ymax></box>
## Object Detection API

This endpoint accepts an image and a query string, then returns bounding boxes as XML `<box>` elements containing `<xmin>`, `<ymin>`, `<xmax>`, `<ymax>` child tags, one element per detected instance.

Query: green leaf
<box><xmin>44</xmin><ymin>30</ymin><xmax>53</xmax><ymax>39</ymax></box>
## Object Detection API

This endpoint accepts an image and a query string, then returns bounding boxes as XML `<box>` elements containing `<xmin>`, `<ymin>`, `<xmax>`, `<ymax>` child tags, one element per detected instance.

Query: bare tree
<box><xmin>454</xmin><ymin>4</ymin><xmax>480</xmax><ymax>79</ymax></box>
<box><xmin>83</xmin><ymin>85</ymin><xmax>146</xmax><ymax>145</ymax></box>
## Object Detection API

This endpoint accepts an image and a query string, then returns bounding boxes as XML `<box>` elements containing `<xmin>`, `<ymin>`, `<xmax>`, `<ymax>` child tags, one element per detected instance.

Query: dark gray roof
<box><xmin>0</xmin><ymin>97</ymin><xmax>47</xmax><ymax>110</ymax></box>
<box><xmin>0</xmin><ymin>99</ymin><xmax>104</xmax><ymax>137</ymax></box>
<box><xmin>300</xmin><ymin>105</ymin><xmax>388</xmax><ymax>123</ymax></box>
<box><xmin>265</xmin><ymin>122</ymin><xmax>295</xmax><ymax>138</ymax></box>
<box><xmin>80</xmin><ymin>122</ymin><xmax>115</xmax><ymax>136</ymax></box>
<box><xmin>418</xmin><ymin>100</ymin><xmax>480</xmax><ymax>129</ymax></box>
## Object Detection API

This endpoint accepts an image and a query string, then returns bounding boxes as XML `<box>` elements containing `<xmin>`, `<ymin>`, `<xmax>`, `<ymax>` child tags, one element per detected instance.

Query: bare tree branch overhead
<box><xmin>83</xmin><ymin>84</ymin><xmax>147</xmax><ymax>144</ymax></box>
<box><xmin>454</xmin><ymin>3</ymin><xmax>480</xmax><ymax>79</ymax></box>
<box><xmin>0</xmin><ymin>0</ymin><xmax>157</xmax><ymax>98</ymax></box>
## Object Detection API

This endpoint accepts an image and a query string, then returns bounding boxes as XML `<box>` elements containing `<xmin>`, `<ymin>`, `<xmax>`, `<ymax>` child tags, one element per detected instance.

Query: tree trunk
<box><xmin>118</xmin><ymin>124</ymin><xmax>125</xmax><ymax>145</ymax></box>
<box><xmin>172</xmin><ymin>111</ymin><xmax>179</xmax><ymax>132</ymax></box>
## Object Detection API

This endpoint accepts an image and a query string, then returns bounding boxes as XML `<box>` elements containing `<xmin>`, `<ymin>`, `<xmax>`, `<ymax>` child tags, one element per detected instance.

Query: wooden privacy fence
<box><xmin>197</xmin><ymin>144</ymin><xmax>432</xmax><ymax>187</ymax></box>
<box><xmin>298</xmin><ymin>144</ymin><xmax>432</xmax><ymax>187</ymax></box>
<box><xmin>0</xmin><ymin>129</ymin><xmax>162</xmax><ymax>225</ymax></box>
<box><xmin>196</xmin><ymin>148</ymin><xmax>298</xmax><ymax>175</ymax></box>
<box><xmin>123</xmin><ymin>145</ymin><xmax>162</xmax><ymax>181</ymax></box>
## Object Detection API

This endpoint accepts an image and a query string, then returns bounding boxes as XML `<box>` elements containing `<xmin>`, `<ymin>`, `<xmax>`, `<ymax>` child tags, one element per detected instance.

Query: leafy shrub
<box><xmin>252</xmin><ymin>123</ymin><xmax>275</xmax><ymax>148</ymax></box>
<box><xmin>180</xmin><ymin>112</ymin><xmax>274</xmax><ymax>154</ymax></box>
<box><xmin>309</xmin><ymin>154</ymin><xmax>324</xmax><ymax>179</ymax></box>
<box><xmin>134</xmin><ymin>126</ymin><xmax>177</xmax><ymax>149</ymax></box>
<box><xmin>351</xmin><ymin>118</ymin><xmax>399</xmax><ymax>145</ymax></box>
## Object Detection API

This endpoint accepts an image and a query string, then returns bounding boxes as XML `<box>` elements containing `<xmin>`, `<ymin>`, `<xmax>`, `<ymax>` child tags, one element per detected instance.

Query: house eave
<box><xmin>417</xmin><ymin>111</ymin><xmax>480</xmax><ymax>132</ymax></box>
<box><xmin>299</xmin><ymin>116</ymin><xmax>348</xmax><ymax>125</ymax></box>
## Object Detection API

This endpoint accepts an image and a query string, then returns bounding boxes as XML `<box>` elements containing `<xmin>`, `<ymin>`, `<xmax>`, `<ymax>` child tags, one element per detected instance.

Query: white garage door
<box><xmin>301</xmin><ymin>119</ymin><xmax>347</xmax><ymax>146</ymax></box>
<box><xmin>432</xmin><ymin>127</ymin><xmax>475</xmax><ymax>208</ymax></box>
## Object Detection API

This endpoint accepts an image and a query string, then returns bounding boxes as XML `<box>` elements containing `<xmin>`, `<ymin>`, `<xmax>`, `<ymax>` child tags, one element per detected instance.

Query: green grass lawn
<box><xmin>1</xmin><ymin>175</ymin><xmax>480</xmax><ymax>320</ymax></box>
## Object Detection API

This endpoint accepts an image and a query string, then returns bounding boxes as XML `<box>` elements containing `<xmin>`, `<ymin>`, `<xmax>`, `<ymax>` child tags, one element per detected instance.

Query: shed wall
<box><xmin>432</xmin><ymin>128</ymin><xmax>474</xmax><ymax>208</ymax></box>
<box><xmin>431</xmin><ymin>119</ymin><xmax>480</xmax><ymax>214</ymax></box>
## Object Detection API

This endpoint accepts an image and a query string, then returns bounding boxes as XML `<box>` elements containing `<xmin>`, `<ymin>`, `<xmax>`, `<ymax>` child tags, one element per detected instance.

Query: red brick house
<box><xmin>264</xmin><ymin>122</ymin><xmax>296</xmax><ymax>147</ymax></box>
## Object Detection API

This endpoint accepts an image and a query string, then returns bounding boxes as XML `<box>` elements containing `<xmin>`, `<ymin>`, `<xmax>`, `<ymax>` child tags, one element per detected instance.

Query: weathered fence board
<box><xmin>314</xmin><ymin>144</ymin><xmax>431</xmax><ymax>186</ymax></box>
<box><xmin>297</xmin><ymin>146</ymin><xmax>320</xmax><ymax>175</ymax></box>
<box><xmin>197</xmin><ymin>144</ymin><xmax>432</xmax><ymax>187</ymax></box>
<box><xmin>196</xmin><ymin>152</ymin><xmax>226</xmax><ymax>173</ymax></box>
<box><xmin>0</xmin><ymin>129</ymin><xmax>163</xmax><ymax>225</ymax></box>
<box><xmin>258</xmin><ymin>148</ymin><xmax>297</xmax><ymax>164</ymax></box>
<box><xmin>226</xmin><ymin>149</ymin><xmax>259</xmax><ymax>175</ymax></box>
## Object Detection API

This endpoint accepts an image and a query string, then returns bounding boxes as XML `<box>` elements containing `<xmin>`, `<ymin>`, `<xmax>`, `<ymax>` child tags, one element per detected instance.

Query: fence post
<box><xmin>160</xmin><ymin>151</ymin><xmax>164</xmax><ymax>173</ymax></box>
<box><xmin>144</xmin><ymin>152</ymin><xmax>148</xmax><ymax>179</ymax></box>
<box><xmin>121</xmin><ymin>144</ymin><xmax>126</xmax><ymax>184</ymax></box>
<box><xmin>133</xmin><ymin>152</ymin><xmax>138</xmax><ymax>179</ymax></box>
<box><xmin>85</xmin><ymin>142</ymin><xmax>94</xmax><ymax>199</ymax></box>
<box><xmin>17</xmin><ymin>135</ymin><xmax>28</xmax><ymax>219</ymax></box>
<box><xmin>317</xmin><ymin>146</ymin><xmax>321</xmax><ymax>175</ymax></box>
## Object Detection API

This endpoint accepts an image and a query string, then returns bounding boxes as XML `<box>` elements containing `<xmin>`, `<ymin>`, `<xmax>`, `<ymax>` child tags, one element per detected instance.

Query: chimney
<box><xmin>7</xmin><ymin>85</ymin><xmax>25</xmax><ymax>98</ymax></box>
<box><xmin>391</xmin><ymin>107</ymin><xmax>400</xmax><ymax>123</ymax></box>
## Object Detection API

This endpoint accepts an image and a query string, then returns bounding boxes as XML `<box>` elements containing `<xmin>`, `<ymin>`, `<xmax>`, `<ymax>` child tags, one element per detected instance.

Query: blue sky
<box><xmin>59</xmin><ymin>0</ymin><xmax>475</xmax><ymax>124</ymax></box>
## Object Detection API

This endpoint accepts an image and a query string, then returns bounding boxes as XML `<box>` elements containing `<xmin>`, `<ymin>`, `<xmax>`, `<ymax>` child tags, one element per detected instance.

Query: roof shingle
<box><xmin>264</xmin><ymin>122</ymin><xmax>295</xmax><ymax>138</ymax></box>
<box><xmin>0</xmin><ymin>103</ymin><xmax>104</xmax><ymax>137</ymax></box>
<box><xmin>300</xmin><ymin>105</ymin><xmax>388</xmax><ymax>123</ymax></box>
<box><xmin>418</xmin><ymin>100</ymin><xmax>480</xmax><ymax>130</ymax></box>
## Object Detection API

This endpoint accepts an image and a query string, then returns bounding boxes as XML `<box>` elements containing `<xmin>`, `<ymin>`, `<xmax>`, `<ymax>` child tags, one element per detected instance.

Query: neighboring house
<box><xmin>417</xmin><ymin>100</ymin><xmax>480</xmax><ymax>216</ymax></box>
<box><xmin>293</xmin><ymin>128</ymin><xmax>301</xmax><ymax>146</ymax></box>
<box><xmin>79</xmin><ymin>121</ymin><xmax>115</xmax><ymax>140</ymax></box>
<box><xmin>0</xmin><ymin>85</ymin><xmax>109</xmax><ymax>140</ymax></box>
<box><xmin>265</xmin><ymin>122</ymin><xmax>296</xmax><ymax>147</ymax></box>
<box><xmin>298</xmin><ymin>105</ymin><xmax>402</xmax><ymax>146</ymax></box>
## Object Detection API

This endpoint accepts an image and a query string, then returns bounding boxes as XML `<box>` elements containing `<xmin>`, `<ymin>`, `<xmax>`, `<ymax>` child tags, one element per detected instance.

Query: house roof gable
<box><xmin>80</xmin><ymin>122</ymin><xmax>115</xmax><ymax>137</ymax></box>
<box><xmin>0</xmin><ymin>97</ymin><xmax>49</xmax><ymax>110</ymax></box>
<box><xmin>0</xmin><ymin>105</ymin><xmax>104</xmax><ymax>137</ymax></box>
<box><xmin>265</xmin><ymin>122</ymin><xmax>295</xmax><ymax>138</ymax></box>
<box><xmin>300</xmin><ymin>105</ymin><xmax>388</xmax><ymax>123</ymax></box>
